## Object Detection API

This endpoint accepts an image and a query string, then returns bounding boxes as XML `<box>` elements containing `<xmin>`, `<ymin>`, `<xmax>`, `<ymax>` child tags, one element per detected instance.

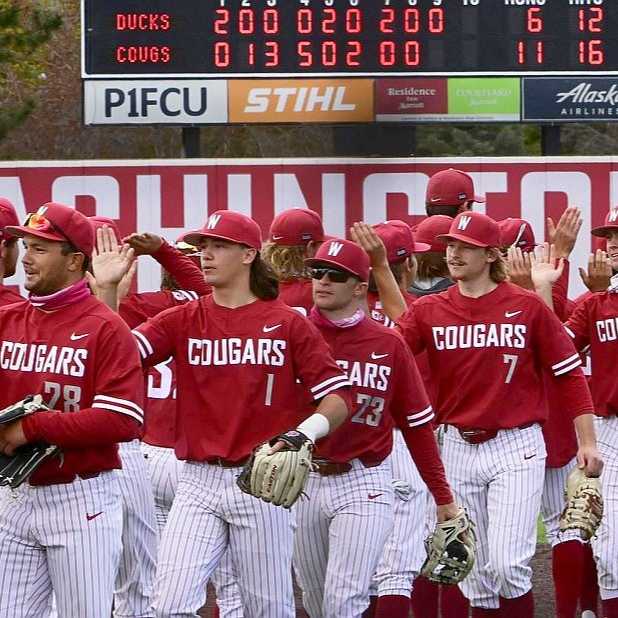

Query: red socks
<box><xmin>471</xmin><ymin>608</ymin><xmax>501</xmax><ymax>616</ymax></box>
<box><xmin>375</xmin><ymin>595</ymin><xmax>411</xmax><ymax>618</ymax></box>
<box><xmin>411</xmin><ymin>576</ymin><xmax>438</xmax><ymax>618</ymax></box>
<box><xmin>362</xmin><ymin>595</ymin><xmax>378</xmax><ymax>618</ymax></box>
<box><xmin>441</xmin><ymin>584</ymin><xmax>470</xmax><ymax>618</ymax></box>
<box><xmin>553</xmin><ymin>540</ymin><xmax>585</xmax><ymax>618</ymax></box>
<box><xmin>603</xmin><ymin>597</ymin><xmax>618</xmax><ymax>618</ymax></box>
<box><xmin>500</xmin><ymin>591</ymin><xmax>534</xmax><ymax>618</ymax></box>
<box><xmin>581</xmin><ymin>543</ymin><xmax>600</xmax><ymax>613</ymax></box>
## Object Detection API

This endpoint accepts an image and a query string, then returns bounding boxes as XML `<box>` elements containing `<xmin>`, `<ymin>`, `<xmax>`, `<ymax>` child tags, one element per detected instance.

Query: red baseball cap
<box><xmin>305</xmin><ymin>238</ymin><xmax>370</xmax><ymax>282</ymax></box>
<box><xmin>374</xmin><ymin>220</ymin><xmax>430</xmax><ymax>264</ymax></box>
<box><xmin>437</xmin><ymin>211</ymin><xmax>501</xmax><ymax>248</ymax></box>
<box><xmin>181</xmin><ymin>210</ymin><xmax>262</xmax><ymax>251</ymax></box>
<box><xmin>6</xmin><ymin>202</ymin><xmax>94</xmax><ymax>256</ymax></box>
<box><xmin>591</xmin><ymin>208</ymin><xmax>618</xmax><ymax>237</ymax></box>
<box><xmin>498</xmin><ymin>218</ymin><xmax>536</xmax><ymax>252</ymax></box>
<box><xmin>426</xmin><ymin>169</ymin><xmax>485</xmax><ymax>206</ymax></box>
<box><xmin>89</xmin><ymin>216</ymin><xmax>122</xmax><ymax>244</ymax></box>
<box><xmin>0</xmin><ymin>198</ymin><xmax>19</xmax><ymax>241</ymax></box>
<box><xmin>413</xmin><ymin>215</ymin><xmax>453</xmax><ymax>253</ymax></box>
<box><xmin>269</xmin><ymin>208</ymin><xmax>325</xmax><ymax>246</ymax></box>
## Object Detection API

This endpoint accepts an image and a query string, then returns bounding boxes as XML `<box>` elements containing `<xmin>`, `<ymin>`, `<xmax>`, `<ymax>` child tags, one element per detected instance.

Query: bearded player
<box><xmin>0</xmin><ymin>202</ymin><xmax>144</xmax><ymax>618</ymax></box>
<box><xmin>291</xmin><ymin>237</ymin><xmax>457</xmax><ymax>618</ymax></box>
<box><xmin>353</xmin><ymin>212</ymin><xmax>601</xmax><ymax>617</ymax></box>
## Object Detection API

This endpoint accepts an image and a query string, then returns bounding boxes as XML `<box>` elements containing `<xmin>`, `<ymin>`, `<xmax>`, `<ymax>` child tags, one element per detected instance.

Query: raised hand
<box><xmin>530</xmin><ymin>242</ymin><xmax>565</xmax><ymax>289</ymax></box>
<box><xmin>123</xmin><ymin>232</ymin><xmax>163</xmax><ymax>256</ymax></box>
<box><xmin>350</xmin><ymin>222</ymin><xmax>388</xmax><ymax>268</ymax></box>
<box><xmin>92</xmin><ymin>226</ymin><xmax>135</xmax><ymax>289</ymax></box>
<box><xmin>579</xmin><ymin>249</ymin><xmax>612</xmax><ymax>293</ymax></box>
<box><xmin>506</xmin><ymin>246</ymin><xmax>534</xmax><ymax>290</ymax></box>
<box><xmin>547</xmin><ymin>207</ymin><xmax>582</xmax><ymax>259</ymax></box>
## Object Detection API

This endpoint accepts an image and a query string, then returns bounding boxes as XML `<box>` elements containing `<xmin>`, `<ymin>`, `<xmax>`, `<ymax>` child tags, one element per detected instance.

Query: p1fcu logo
<box><xmin>84</xmin><ymin>80</ymin><xmax>228</xmax><ymax>125</ymax></box>
<box><xmin>229</xmin><ymin>79</ymin><xmax>374</xmax><ymax>123</ymax></box>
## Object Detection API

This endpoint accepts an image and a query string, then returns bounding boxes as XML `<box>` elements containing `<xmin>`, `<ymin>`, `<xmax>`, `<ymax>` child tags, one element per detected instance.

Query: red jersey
<box><xmin>397</xmin><ymin>282</ymin><xmax>591</xmax><ymax>430</ymax></box>
<box><xmin>367</xmin><ymin>289</ymin><xmax>416</xmax><ymax>329</ymax></box>
<box><xmin>313</xmin><ymin>317</ymin><xmax>433</xmax><ymax>464</ymax></box>
<box><xmin>133</xmin><ymin>296</ymin><xmax>351</xmax><ymax>461</ymax></box>
<box><xmin>0</xmin><ymin>284</ymin><xmax>22</xmax><ymax>306</ymax></box>
<box><xmin>152</xmin><ymin>241</ymin><xmax>211</xmax><ymax>296</ymax></box>
<box><xmin>0</xmin><ymin>295</ymin><xmax>144</xmax><ymax>485</ymax></box>
<box><xmin>278</xmin><ymin>278</ymin><xmax>314</xmax><ymax>316</ymax></box>
<box><xmin>120</xmin><ymin>290</ymin><xmax>199</xmax><ymax>448</ymax></box>
<box><xmin>565</xmin><ymin>291</ymin><xmax>618</xmax><ymax>417</ymax></box>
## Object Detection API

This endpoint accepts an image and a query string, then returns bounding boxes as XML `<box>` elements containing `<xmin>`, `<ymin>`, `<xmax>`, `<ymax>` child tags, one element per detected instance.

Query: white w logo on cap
<box><xmin>206</xmin><ymin>214</ymin><xmax>221</xmax><ymax>229</ymax></box>
<box><xmin>609</xmin><ymin>209</ymin><xmax>618</xmax><ymax>223</ymax></box>
<box><xmin>457</xmin><ymin>215</ymin><xmax>472</xmax><ymax>231</ymax></box>
<box><xmin>327</xmin><ymin>241</ymin><xmax>344</xmax><ymax>256</ymax></box>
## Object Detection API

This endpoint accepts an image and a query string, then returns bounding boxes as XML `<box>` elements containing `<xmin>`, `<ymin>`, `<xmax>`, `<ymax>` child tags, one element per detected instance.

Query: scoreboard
<box><xmin>82</xmin><ymin>0</ymin><xmax>618</xmax><ymax>78</ymax></box>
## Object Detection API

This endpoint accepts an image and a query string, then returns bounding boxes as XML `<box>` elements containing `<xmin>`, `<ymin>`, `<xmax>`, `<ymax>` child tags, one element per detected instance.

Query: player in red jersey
<box><xmin>122</xmin><ymin>210</ymin><xmax>351</xmax><ymax>617</ymax></box>
<box><xmin>352</xmin><ymin>211</ymin><xmax>602</xmax><ymax>618</ymax></box>
<box><xmin>536</xmin><ymin>207</ymin><xmax>618</xmax><ymax>618</ymax></box>
<box><xmin>262</xmin><ymin>207</ymin><xmax>328</xmax><ymax>316</ymax></box>
<box><xmin>0</xmin><ymin>202</ymin><xmax>144</xmax><ymax>618</ymax></box>
<box><xmin>425</xmin><ymin>168</ymin><xmax>485</xmax><ymax>218</ymax></box>
<box><xmin>291</xmin><ymin>237</ymin><xmax>456</xmax><ymax>618</ymax></box>
<box><xmin>0</xmin><ymin>198</ymin><xmax>22</xmax><ymax>305</ymax></box>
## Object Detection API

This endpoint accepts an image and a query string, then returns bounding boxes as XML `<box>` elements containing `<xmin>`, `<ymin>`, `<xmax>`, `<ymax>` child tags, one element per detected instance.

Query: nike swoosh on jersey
<box><xmin>272</xmin><ymin>235</ymin><xmax>284</xmax><ymax>240</ymax></box>
<box><xmin>263</xmin><ymin>324</ymin><xmax>282</xmax><ymax>333</ymax></box>
<box><xmin>504</xmin><ymin>311</ymin><xmax>523</xmax><ymax>318</ymax></box>
<box><xmin>370</xmin><ymin>352</ymin><xmax>389</xmax><ymax>360</ymax></box>
<box><xmin>70</xmin><ymin>333</ymin><xmax>89</xmax><ymax>341</ymax></box>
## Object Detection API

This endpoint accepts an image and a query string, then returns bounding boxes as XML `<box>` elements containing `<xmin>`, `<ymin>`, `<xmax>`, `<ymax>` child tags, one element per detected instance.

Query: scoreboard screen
<box><xmin>82</xmin><ymin>1</ymin><xmax>618</xmax><ymax>78</ymax></box>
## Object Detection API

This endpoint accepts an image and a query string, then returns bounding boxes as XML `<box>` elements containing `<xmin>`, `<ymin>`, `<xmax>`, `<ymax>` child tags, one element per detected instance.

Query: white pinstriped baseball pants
<box><xmin>592</xmin><ymin>416</ymin><xmax>618</xmax><ymax>600</ymax></box>
<box><xmin>141</xmin><ymin>443</ymin><xmax>244</xmax><ymax>618</ymax></box>
<box><xmin>541</xmin><ymin>458</ymin><xmax>580</xmax><ymax>547</ymax></box>
<box><xmin>293</xmin><ymin>459</ymin><xmax>394</xmax><ymax>618</ymax></box>
<box><xmin>0</xmin><ymin>472</ymin><xmax>123</xmax><ymax>618</ymax></box>
<box><xmin>371</xmin><ymin>430</ymin><xmax>428</xmax><ymax>598</ymax></box>
<box><xmin>442</xmin><ymin>424</ymin><xmax>546</xmax><ymax>609</ymax></box>
<box><xmin>115</xmin><ymin>440</ymin><xmax>158</xmax><ymax>618</ymax></box>
<box><xmin>153</xmin><ymin>461</ymin><xmax>295</xmax><ymax>618</ymax></box>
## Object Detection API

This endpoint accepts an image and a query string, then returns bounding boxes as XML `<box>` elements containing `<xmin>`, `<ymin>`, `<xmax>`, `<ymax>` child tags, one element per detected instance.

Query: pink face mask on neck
<box><xmin>309</xmin><ymin>306</ymin><xmax>365</xmax><ymax>329</ymax></box>
<box><xmin>29</xmin><ymin>278</ymin><xmax>91</xmax><ymax>311</ymax></box>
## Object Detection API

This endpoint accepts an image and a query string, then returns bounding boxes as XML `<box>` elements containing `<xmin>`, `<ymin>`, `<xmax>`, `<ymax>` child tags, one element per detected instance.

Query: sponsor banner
<box><xmin>375</xmin><ymin>79</ymin><xmax>448</xmax><ymax>122</ymax></box>
<box><xmin>83</xmin><ymin>80</ymin><xmax>228</xmax><ymax>124</ymax></box>
<box><xmin>1</xmin><ymin>157</ymin><xmax>616</xmax><ymax>295</ymax></box>
<box><xmin>228</xmin><ymin>79</ymin><xmax>374</xmax><ymax>123</ymax></box>
<box><xmin>523</xmin><ymin>77</ymin><xmax>618</xmax><ymax>122</ymax></box>
<box><xmin>448</xmin><ymin>78</ymin><xmax>521</xmax><ymax>122</ymax></box>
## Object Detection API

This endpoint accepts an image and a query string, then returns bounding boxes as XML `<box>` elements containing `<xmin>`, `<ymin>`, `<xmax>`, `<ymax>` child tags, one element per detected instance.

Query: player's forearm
<box><xmin>533</xmin><ymin>281</ymin><xmax>555</xmax><ymax>311</ymax></box>
<box><xmin>153</xmin><ymin>241</ymin><xmax>210</xmax><ymax>295</ymax></box>
<box><xmin>300</xmin><ymin>391</ymin><xmax>351</xmax><ymax>442</ymax></box>
<box><xmin>22</xmin><ymin>409</ymin><xmax>141</xmax><ymax>448</ymax></box>
<box><xmin>94</xmin><ymin>284</ymin><xmax>120</xmax><ymax>312</ymax></box>
<box><xmin>574</xmin><ymin>413</ymin><xmax>597</xmax><ymax>448</ymax></box>
<box><xmin>371</xmin><ymin>263</ymin><xmax>408</xmax><ymax>321</ymax></box>
<box><xmin>401</xmin><ymin>423</ymin><xmax>454</xmax><ymax>506</ymax></box>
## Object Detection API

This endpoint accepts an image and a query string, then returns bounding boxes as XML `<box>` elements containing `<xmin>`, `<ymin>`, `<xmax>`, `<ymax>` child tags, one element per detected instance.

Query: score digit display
<box><xmin>82</xmin><ymin>0</ymin><xmax>618</xmax><ymax>78</ymax></box>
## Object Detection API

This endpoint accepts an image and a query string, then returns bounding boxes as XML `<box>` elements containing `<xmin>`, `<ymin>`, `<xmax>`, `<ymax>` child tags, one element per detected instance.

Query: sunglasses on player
<box><xmin>310</xmin><ymin>267</ymin><xmax>352</xmax><ymax>283</ymax></box>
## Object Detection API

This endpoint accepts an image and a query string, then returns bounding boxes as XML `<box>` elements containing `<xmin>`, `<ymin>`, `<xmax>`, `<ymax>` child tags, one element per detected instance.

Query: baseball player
<box><xmin>0</xmin><ymin>198</ymin><xmax>21</xmax><ymax>305</ymax></box>
<box><xmin>292</xmin><ymin>237</ymin><xmax>456</xmax><ymax>618</ymax></box>
<box><xmin>0</xmin><ymin>202</ymin><xmax>144</xmax><ymax>618</ymax></box>
<box><xmin>352</xmin><ymin>211</ymin><xmax>602</xmax><ymax>617</ymax></box>
<box><xmin>425</xmin><ymin>168</ymin><xmax>484</xmax><ymax>218</ymax></box>
<box><xmin>89</xmin><ymin>218</ymin><xmax>159</xmax><ymax>618</ymax></box>
<box><xmin>262</xmin><ymin>207</ymin><xmax>328</xmax><ymax>316</ymax></box>
<box><xmin>124</xmin><ymin>210</ymin><xmax>351</xmax><ymax>617</ymax></box>
<box><xmin>535</xmin><ymin>207</ymin><xmax>618</xmax><ymax>618</ymax></box>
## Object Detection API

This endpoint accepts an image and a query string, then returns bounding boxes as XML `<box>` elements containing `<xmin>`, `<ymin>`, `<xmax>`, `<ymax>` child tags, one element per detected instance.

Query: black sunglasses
<box><xmin>310</xmin><ymin>267</ymin><xmax>352</xmax><ymax>283</ymax></box>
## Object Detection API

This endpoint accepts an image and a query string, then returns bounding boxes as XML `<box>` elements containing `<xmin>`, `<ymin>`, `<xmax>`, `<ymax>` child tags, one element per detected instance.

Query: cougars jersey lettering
<box><xmin>312</xmin><ymin>317</ymin><xmax>433</xmax><ymax>464</ymax></box>
<box><xmin>133</xmin><ymin>296</ymin><xmax>350</xmax><ymax>461</ymax></box>
<box><xmin>565</xmin><ymin>291</ymin><xmax>618</xmax><ymax>416</ymax></box>
<box><xmin>397</xmin><ymin>282</ymin><xmax>585</xmax><ymax>430</ymax></box>
<box><xmin>0</xmin><ymin>295</ymin><xmax>144</xmax><ymax>484</ymax></box>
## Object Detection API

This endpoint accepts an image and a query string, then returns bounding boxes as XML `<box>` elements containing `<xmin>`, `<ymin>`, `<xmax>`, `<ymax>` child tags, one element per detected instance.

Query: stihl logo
<box><xmin>206</xmin><ymin>214</ymin><xmax>221</xmax><ymax>229</ymax></box>
<box><xmin>609</xmin><ymin>209</ymin><xmax>618</xmax><ymax>223</ymax></box>
<box><xmin>244</xmin><ymin>87</ymin><xmax>356</xmax><ymax>114</ymax></box>
<box><xmin>327</xmin><ymin>242</ymin><xmax>344</xmax><ymax>256</ymax></box>
<box><xmin>457</xmin><ymin>215</ymin><xmax>472</xmax><ymax>231</ymax></box>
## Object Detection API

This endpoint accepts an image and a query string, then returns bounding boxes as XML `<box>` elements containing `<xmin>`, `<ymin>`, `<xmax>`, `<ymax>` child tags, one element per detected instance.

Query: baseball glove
<box><xmin>421</xmin><ymin>507</ymin><xmax>476</xmax><ymax>585</ymax></box>
<box><xmin>0</xmin><ymin>395</ymin><xmax>61</xmax><ymax>489</ymax></box>
<box><xmin>559</xmin><ymin>467</ymin><xmax>603</xmax><ymax>541</ymax></box>
<box><xmin>237</xmin><ymin>430</ymin><xmax>315</xmax><ymax>509</ymax></box>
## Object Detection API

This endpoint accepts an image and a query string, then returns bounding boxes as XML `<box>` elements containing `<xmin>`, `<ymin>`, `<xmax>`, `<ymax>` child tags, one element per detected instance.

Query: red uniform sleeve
<box><xmin>22</xmin><ymin>322</ymin><xmax>144</xmax><ymax>448</ymax></box>
<box><xmin>132</xmin><ymin>305</ymin><xmax>180</xmax><ymax>367</ymax></box>
<box><xmin>396</xmin><ymin>303</ymin><xmax>426</xmax><ymax>355</ymax></box>
<box><xmin>552</xmin><ymin>259</ymin><xmax>570</xmax><ymax>321</ymax></box>
<box><xmin>152</xmin><ymin>241</ymin><xmax>211</xmax><ymax>296</ymax></box>
<box><xmin>289</xmin><ymin>315</ymin><xmax>351</xmax><ymax>402</ymax></box>
<box><xmin>564</xmin><ymin>296</ymin><xmax>593</xmax><ymax>353</ymax></box>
